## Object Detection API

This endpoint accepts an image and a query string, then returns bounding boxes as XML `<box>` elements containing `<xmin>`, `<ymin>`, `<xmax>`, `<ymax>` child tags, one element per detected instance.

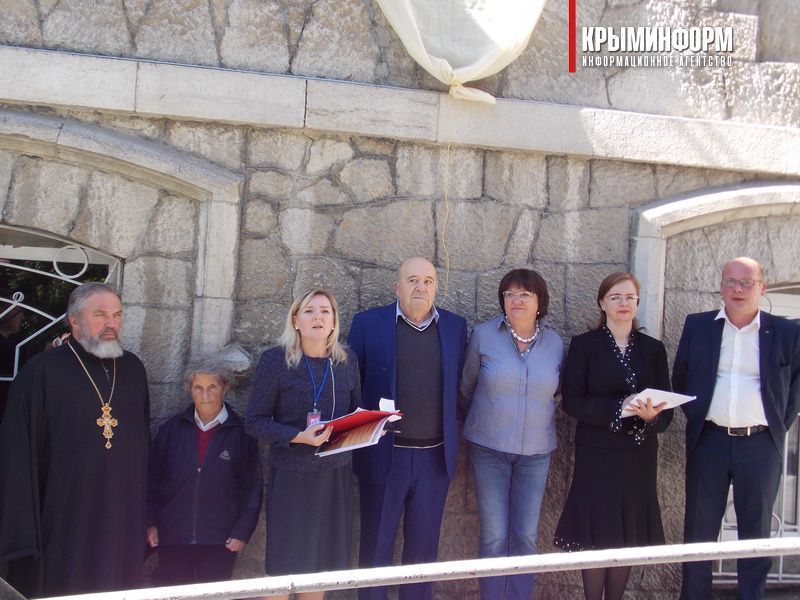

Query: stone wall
<box><xmin>1</xmin><ymin>0</ymin><xmax>799</xmax><ymax>127</ymax></box>
<box><xmin>6</xmin><ymin>103</ymin><xmax>798</xmax><ymax>596</ymax></box>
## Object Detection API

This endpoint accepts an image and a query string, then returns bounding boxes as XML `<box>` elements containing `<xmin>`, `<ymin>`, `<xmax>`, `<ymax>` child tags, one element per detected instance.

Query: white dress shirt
<box><xmin>194</xmin><ymin>404</ymin><xmax>229</xmax><ymax>431</ymax></box>
<box><xmin>707</xmin><ymin>308</ymin><xmax>767</xmax><ymax>428</ymax></box>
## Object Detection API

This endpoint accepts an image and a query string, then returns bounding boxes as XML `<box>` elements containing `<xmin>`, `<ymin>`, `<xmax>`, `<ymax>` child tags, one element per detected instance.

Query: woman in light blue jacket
<box><xmin>461</xmin><ymin>268</ymin><xmax>563</xmax><ymax>600</ymax></box>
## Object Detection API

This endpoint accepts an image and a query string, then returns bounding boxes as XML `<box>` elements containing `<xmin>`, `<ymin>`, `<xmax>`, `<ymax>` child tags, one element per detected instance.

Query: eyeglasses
<box><xmin>502</xmin><ymin>291</ymin><xmax>535</xmax><ymax>303</ymax></box>
<box><xmin>721</xmin><ymin>278</ymin><xmax>762</xmax><ymax>288</ymax></box>
<box><xmin>606</xmin><ymin>294</ymin><xmax>639</xmax><ymax>305</ymax></box>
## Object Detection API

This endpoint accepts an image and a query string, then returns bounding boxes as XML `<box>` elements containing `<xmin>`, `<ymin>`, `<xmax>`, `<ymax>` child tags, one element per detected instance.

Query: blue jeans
<box><xmin>469</xmin><ymin>442</ymin><xmax>551</xmax><ymax>600</ymax></box>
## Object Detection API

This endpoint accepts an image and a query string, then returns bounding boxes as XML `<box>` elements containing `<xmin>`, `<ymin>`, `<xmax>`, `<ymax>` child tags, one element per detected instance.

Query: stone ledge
<box><xmin>1</xmin><ymin>45</ymin><xmax>799</xmax><ymax>176</ymax></box>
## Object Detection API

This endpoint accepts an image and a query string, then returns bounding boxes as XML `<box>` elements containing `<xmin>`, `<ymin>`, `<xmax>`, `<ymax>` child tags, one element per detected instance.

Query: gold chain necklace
<box><xmin>67</xmin><ymin>340</ymin><xmax>118</xmax><ymax>449</ymax></box>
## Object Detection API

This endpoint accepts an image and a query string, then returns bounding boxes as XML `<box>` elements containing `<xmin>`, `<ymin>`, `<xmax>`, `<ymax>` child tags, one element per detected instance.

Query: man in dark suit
<box><xmin>674</xmin><ymin>257</ymin><xmax>800</xmax><ymax>599</ymax></box>
<box><xmin>348</xmin><ymin>256</ymin><xmax>467</xmax><ymax>600</ymax></box>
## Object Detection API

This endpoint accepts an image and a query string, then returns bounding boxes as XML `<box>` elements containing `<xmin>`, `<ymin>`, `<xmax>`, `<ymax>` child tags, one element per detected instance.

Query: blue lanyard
<box><xmin>303</xmin><ymin>356</ymin><xmax>331</xmax><ymax>412</ymax></box>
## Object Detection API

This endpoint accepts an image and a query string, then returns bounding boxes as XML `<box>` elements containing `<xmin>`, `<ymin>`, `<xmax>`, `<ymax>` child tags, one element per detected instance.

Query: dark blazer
<box><xmin>348</xmin><ymin>302</ymin><xmax>467</xmax><ymax>484</ymax></box>
<box><xmin>673</xmin><ymin>310</ymin><xmax>800</xmax><ymax>458</ymax></box>
<box><xmin>147</xmin><ymin>403</ymin><xmax>263</xmax><ymax>545</ymax></box>
<box><xmin>561</xmin><ymin>327</ymin><xmax>673</xmax><ymax>449</ymax></box>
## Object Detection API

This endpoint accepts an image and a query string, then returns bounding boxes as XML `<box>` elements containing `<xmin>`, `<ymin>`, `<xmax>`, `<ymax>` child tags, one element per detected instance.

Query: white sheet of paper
<box><xmin>621</xmin><ymin>388</ymin><xmax>696</xmax><ymax>418</ymax></box>
<box><xmin>379</xmin><ymin>397</ymin><xmax>396</xmax><ymax>412</ymax></box>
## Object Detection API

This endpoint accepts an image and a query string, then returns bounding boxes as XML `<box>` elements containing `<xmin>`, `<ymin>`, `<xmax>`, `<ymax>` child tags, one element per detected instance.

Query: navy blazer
<box><xmin>673</xmin><ymin>310</ymin><xmax>800</xmax><ymax>458</ymax></box>
<box><xmin>348</xmin><ymin>302</ymin><xmax>467</xmax><ymax>484</ymax></box>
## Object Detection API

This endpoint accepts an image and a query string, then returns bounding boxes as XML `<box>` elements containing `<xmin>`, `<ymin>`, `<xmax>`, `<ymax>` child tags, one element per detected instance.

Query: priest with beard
<box><xmin>0</xmin><ymin>282</ymin><xmax>150</xmax><ymax>597</ymax></box>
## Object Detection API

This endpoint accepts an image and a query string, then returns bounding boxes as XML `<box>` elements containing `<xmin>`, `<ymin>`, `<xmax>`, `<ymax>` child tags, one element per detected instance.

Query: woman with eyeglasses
<box><xmin>461</xmin><ymin>269</ymin><xmax>563</xmax><ymax>600</ymax></box>
<box><xmin>554</xmin><ymin>272</ymin><xmax>673</xmax><ymax>600</ymax></box>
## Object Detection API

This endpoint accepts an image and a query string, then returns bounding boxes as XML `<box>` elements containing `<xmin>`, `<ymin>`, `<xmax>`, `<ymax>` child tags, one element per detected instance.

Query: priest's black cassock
<box><xmin>0</xmin><ymin>340</ymin><xmax>149</xmax><ymax>597</ymax></box>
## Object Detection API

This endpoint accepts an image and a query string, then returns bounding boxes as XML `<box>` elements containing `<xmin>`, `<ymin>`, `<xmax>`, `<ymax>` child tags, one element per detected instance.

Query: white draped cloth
<box><xmin>376</xmin><ymin>0</ymin><xmax>546</xmax><ymax>103</ymax></box>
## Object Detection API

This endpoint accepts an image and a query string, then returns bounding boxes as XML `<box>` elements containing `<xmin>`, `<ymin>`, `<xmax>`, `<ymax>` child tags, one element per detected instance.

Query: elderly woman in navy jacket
<box><xmin>146</xmin><ymin>358</ymin><xmax>263</xmax><ymax>585</ymax></box>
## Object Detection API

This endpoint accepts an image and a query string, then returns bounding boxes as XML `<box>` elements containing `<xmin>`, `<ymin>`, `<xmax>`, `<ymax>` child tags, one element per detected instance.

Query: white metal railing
<box><xmin>37</xmin><ymin>537</ymin><xmax>800</xmax><ymax>600</ymax></box>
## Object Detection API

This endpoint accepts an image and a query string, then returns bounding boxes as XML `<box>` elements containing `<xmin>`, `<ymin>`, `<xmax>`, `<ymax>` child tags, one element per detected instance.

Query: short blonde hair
<box><xmin>279</xmin><ymin>289</ymin><xmax>348</xmax><ymax>368</ymax></box>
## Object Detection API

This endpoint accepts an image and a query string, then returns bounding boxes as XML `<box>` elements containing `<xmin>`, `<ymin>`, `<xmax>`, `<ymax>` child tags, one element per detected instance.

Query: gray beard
<box><xmin>75</xmin><ymin>323</ymin><xmax>124</xmax><ymax>359</ymax></box>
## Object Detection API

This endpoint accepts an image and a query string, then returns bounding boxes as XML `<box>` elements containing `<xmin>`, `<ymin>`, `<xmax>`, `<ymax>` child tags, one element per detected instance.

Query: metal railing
<box><xmin>37</xmin><ymin>537</ymin><xmax>800</xmax><ymax>600</ymax></box>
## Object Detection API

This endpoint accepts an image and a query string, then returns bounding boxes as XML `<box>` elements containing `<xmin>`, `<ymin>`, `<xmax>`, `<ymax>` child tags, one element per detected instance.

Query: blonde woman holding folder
<box><xmin>246</xmin><ymin>289</ymin><xmax>360</xmax><ymax>600</ymax></box>
<box><xmin>554</xmin><ymin>272</ymin><xmax>672</xmax><ymax>600</ymax></box>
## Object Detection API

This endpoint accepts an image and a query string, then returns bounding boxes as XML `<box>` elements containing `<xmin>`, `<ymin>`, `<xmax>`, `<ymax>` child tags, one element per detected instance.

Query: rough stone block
<box><xmin>123</xmin><ymin>256</ymin><xmax>193</xmax><ymax>308</ymax></box>
<box><xmin>72</xmin><ymin>170</ymin><xmax>159</xmax><ymax>258</ymax></box>
<box><xmin>358</xmin><ymin>267</ymin><xmax>398</xmax><ymax>314</ymax></box>
<box><xmin>590</xmin><ymin>160</ymin><xmax>656</xmax><ymax>208</ymax></box>
<box><xmin>501</xmin><ymin>8</ymin><xmax>609</xmax><ymax>108</ymax></box>
<box><xmin>57</xmin><ymin>108</ymin><xmax>166</xmax><ymax>141</ymax></box>
<box><xmin>249</xmin><ymin>170</ymin><xmax>293</xmax><ymax>201</ymax></box>
<box><xmin>148</xmin><ymin>382</ymin><xmax>189</xmax><ymax>420</ymax></box>
<box><xmin>662</xmin><ymin>289</ymin><xmax>718</xmax><ymax>356</ymax></box>
<box><xmin>233</xmin><ymin>298</ymin><xmax>288</xmax><ymax>348</ymax></box>
<box><xmin>353</xmin><ymin>137</ymin><xmax>395</xmax><ymax>157</ymax></box>
<box><xmin>279</xmin><ymin>207</ymin><xmax>333</xmax><ymax>255</ymax></box>
<box><xmin>396</xmin><ymin>145</ymin><xmax>482</xmax><ymax>200</ymax></box>
<box><xmin>243</xmin><ymin>199</ymin><xmax>278</xmax><ymax>236</ymax></box>
<box><xmin>547</xmin><ymin>156</ymin><xmax>590</xmax><ymax>212</ymax></box>
<box><xmin>565</xmin><ymin>263</ymin><xmax>628</xmax><ymax>337</ymax></box>
<box><xmin>143</xmin><ymin>195</ymin><xmax>196</xmax><ymax>255</ymax></box>
<box><xmin>295</xmin><ymin>178</ymin><xmax>350</xmax><ymax>206</ymax></box>
<box><xmin>503</xmin><ymin>209</ymin><xmax>541</xmax><ymax>267</ymax></box>
<box><xmin>711</xmin><ymin>11</ymin><xmax>758</xmax><ymax>62</ymax></box>
<box><xmin>219</xmin><ymin>0</ymin><xmax>290</xmax><ymax>72</ymax></box>
<box><xmin>306</xmin><ymin>139</ymin><xmax>354</xmax><ymax>175</ymax></box>
<box><xmin>237</xmin><ymin>236</ymin><xmax>290</xmax><ymax>300</ymax></box>
<box><xmin>134</xmin><ymin>0</ymin><xmax>218</xmax><ymax>66</ymax></box>
<box><xmin>654</xmin><ymin>165</ymin><xmax>748</xmax><ymax>200</ymax></box>
<box><xmin>292</xmin><ymin>257</ymin><xmax>359</xmax><ymax>332</ymax></box>
<box><xmin>123</xmin><ymin>0</ymin><xmax>149</xmax><ymax>29</ymax></box>
<box><xmin>727</xmin><ymin>62</ymin><xmax>800</xmax><ymax>128</ymax></box>
<box><xmin>718</xmin><ymin>0</ymin><xmax>758</xmax><ymax>13</ymax></box>
<box><xmin>339</xmin><ymin>157</ymin><xmax>393</xmax><ymax>203</ymax></box>
<box><xmin>534</xmin><ymin>208</ymin><xmax>631</xmax><ymax>264</ymax></box>
<box><xmin>190</xmin><ymin>296</ymin><xmax>236</xmax><ymax>355</ymax></box>
<box><xmin>333</xmin><ymin>201</ymin><xmax>434</xmax><ymax>267</ymax></box>
<box><xmin>291</xmin><ymin>0</ymin><xmax>380</xmax><ymax>82</ymax></box>
<box><xmin>484</xmin><ymin>151</ymin><xmax>547</xmax><ymax>207</ymax></box>
<box><xmin>0</xmin><ymin>0</ymin><xmax>42</xmax><ymax>46</ymax></box>
<box><xmin>198</xmin><ymin>200</ymin><xmax>239</xmax><ymax>299</ymax></box>
<box><xmin>435</xmin><ymin>202</ymin><xmax>519</xmax><ymax>271</ymax></box>
<box><xmin>248</xmin><ymin>130</ymin><xmax>308</xmax><ymax>171</ymax></box>
<box><xmin>42</xmin><ymin>0</ymin><xmax>132</xmax><ymax>55</ymax></box>
<box><xmin>121</xmin><ymin>305</ymin><xmax>191</xmax><ymax>383</ymax></box>
<box><xmin>767</xmin><ymin>216</ymin><xmax>800</xmax><ymax>285</ymax></box>
<box><xmin>167</xmin><ymin>122</ymin><xmax>245</xmax><ymax>171</ymax></box>
<box><xmin>476</xmin><ymin>269</ymin><xmax>508</xmax><ymax>325</ymax></box>
<box><xmin>608</xmin><ymin>67</ymin><xmax>727</xmax><ymax>120</ymax></box>
<box><xmin>434</xmin><ymin>269</ymin><xmax>477</xmax><ymax>323</ymax></box>
<box><xmin>0</xmin><ymin>150</ymin><xmax>16</xmax><ymax>212</ymax></box>
<box><xmin>760</xmin><ymin>0</ymin><xmax>800</xmax><ymax>63</ymax></box>
<box><xmin>5</xmin><ymin>156</ymin><xmax>86</xmax><ymax>236</ymax></box>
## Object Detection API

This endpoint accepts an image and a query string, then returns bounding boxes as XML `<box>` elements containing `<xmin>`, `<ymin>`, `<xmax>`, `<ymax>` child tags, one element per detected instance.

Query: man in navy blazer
<box><xmin>348</xmin><ymin>257</ymin><xmax>467</xmax><ymax>600</ymax></box>
<box><xmin>674</xmin><ymin>257</ymin><xmax>800</xmax><ymax>599</ymax></box>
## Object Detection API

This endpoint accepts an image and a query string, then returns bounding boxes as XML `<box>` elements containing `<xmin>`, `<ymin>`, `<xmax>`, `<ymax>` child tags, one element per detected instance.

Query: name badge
<box><xmin>306</xmin><ymin>410</ymin><xmax>322</xmax><ymax>429</ymax></box>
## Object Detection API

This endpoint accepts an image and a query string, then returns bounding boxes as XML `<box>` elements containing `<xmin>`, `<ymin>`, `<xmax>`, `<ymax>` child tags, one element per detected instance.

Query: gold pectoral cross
<box><xmin>97</xmin><ymin>404</ymin><xmax>118</xmax><ymax>449</ymax></box>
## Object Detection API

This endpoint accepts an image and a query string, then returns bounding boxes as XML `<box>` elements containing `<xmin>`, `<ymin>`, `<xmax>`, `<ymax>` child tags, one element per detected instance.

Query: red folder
<box><xmin>325</xmin><ymin>409</ymin><xmax>402</xmax><ymax>435</ymax></box>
